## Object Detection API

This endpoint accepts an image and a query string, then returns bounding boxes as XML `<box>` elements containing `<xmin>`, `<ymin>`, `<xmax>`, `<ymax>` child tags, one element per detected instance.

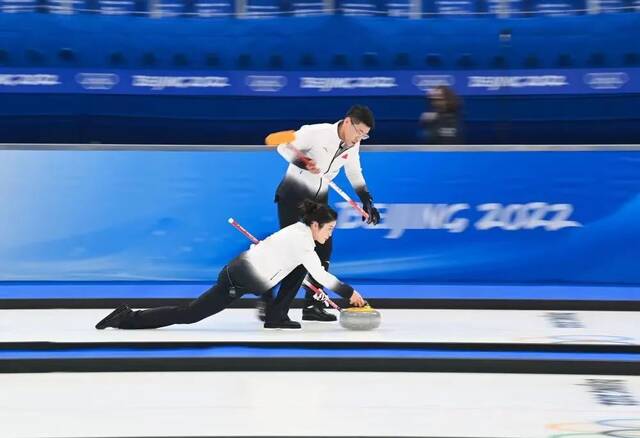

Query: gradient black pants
<box><xmin>115</xmin><ymin>257</ymin><xmax>288</xmax><ymax>329</ymax></box>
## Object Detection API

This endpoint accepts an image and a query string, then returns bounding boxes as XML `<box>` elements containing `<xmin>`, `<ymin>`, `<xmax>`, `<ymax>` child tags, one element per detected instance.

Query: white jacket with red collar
<box><xmin>275</xmin><ymin>121</ymin><xmax>367</xmax><ymax>201</ymax></box>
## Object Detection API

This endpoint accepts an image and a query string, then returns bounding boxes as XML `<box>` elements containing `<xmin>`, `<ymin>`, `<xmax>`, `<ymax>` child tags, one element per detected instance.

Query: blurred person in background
<box><xmin>420</xmin><ymin>85</ymin><xmax>464</xmax><ymax>145</ymax></box>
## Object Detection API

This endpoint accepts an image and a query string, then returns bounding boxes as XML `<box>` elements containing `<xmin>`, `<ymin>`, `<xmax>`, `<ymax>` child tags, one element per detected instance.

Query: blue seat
<box><xmin>361</xmin><ymin>52</ymin><xmax>379</xmax><ymax>67</ymax></box>
<box><xmin>457</xmin><ymin>53</ymin><xmax>475</xmax><ymax>69</ymax></box>
<box><xmin>394</xmin><ymin>52</ymin><xmax>410</xmax><ymax>67</ymax></box>
<box><xmin>33</xmin><ymin>0</ymin><xmax>86</xmax><ymax>13</ymax></box>
<box><xmin>527</xmin><ymin>0</ymin><xmax>585</xmax><ymax>16</ymax></box>
<box><xmin>624</xmin><ymin>52</ymin><xmax>639</xmax><ymax>66</ymax></box>
<box><xmin>332</xmin><ymin>52</ymin><xmax>348</xmax><ymax>67</ymax></box>
<box><xmin>172</xmin><ymin>53</ymin><xmax>189</xmax><ymax>66</ymax></box>
<box><xmin>522</xmin><ymin>54</ymin><xmax>540</xmax><ymax>68</ymax></box>
<box><xmin>384</xmin><ymin>0</ymin><xmax>412</xmax><ymax>16</ymax></box>
<box><xmin>58</xmin><ymin>47</ymin><xmax>76</xmax><ymax>63</ymax></box>
<box><xmin>0</xmin><ymin>0</ymin><xmax>38</xmax><ymax>12</ymax></box>
<box><xmin>490</xmin><ymin>54</ymin><xmax>507</xmax><ymax>68</ymax></box>
<box><xmin>205</xmin><ymin>53</ymin><xmax>221</xmax><ymax>67</ymax></box>
<box><xmin>289</xmin><ymin>0</ymin><xmax>325</xmax><ymax>16</ymax></box>
<box><xmin>588</xmin><ymin>51</ymin><xmax>607</xmax><ymax>67</ymax></box>
<box><xmin>237</xmin><ymin>53</ymin><xmax>252</xmax><ymax>68</ymax></box>
<box><xmin>268</xmin><ymin>54</ymin><xmax>284</xmax><ymax>68</ymax></box>
<box><xmin>299</xmin><ymin>53</ymin><xmax>316</xmax><ymax>67</ymax></box>
<box><xmin>108</xmin><ymin>51</ymin><xmax>126</xmax><ymax>66</ymax></box>
<box><xmin>81</xmin><ymin>0</ymin><xmax>147</xmax><ymax>15</ymax></box>
<box><xmin>556</xmin><ymin>53</ymin><xmax>573</xmax><ymax>67</ymax></box>
<box><xmin>153</xmin><ymin>0</ymin><xmax>188</xmax><ymax>16</ymax></box>
<box><xmin>337</xmin><ymin>0</ymin><xmax>380</xmax><ymax>15</ymax></box>
<box><xmin>481</xmin><ymin>0</ymin><xmax>526</xmax><ymax>16</ymax></box>
<box><xmin>598</xmin><ymin>0</ymin><xmax>629</xmax><ymax>13</ymax></box>
<box><xmin>192</xmin><ymin>0</ymin><xmax>233</xmax><ymax>16</ymax></box>
<box><xmin>26</xmin><ymin>48</ymin><xmax>46</xmax><ymax>65</ymax></box>
<box><xmin>425</xmin><ymin>53</ymin><xmax>443</xmax><ymax>68</ymax></box>
<box><xmin>245</xmin><ymin>0</ymin><xmax>282</xmax><ymax>17</ymax></box>
<box><xmin>424</xmin><ymin>0</ymin><xmax>478</xmax><ymax>17</ymax></box>
<box><xmin>141</xmin><ymin>52</ymin><xmax>157</xmax><ymax>66</ymax></box>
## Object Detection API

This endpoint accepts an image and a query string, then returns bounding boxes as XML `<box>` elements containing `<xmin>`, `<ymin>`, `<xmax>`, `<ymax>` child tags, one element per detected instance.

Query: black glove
<box><xmin>356</xmin><ymin>189</ymin><xmax>380</xmax><ymax>225</ymax></box>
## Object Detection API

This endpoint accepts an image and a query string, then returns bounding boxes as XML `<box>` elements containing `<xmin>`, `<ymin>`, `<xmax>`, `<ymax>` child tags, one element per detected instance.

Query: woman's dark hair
<box><xmin>299</xmin><ymin>199</ymin><xmax>338</xmax><ymax>226</ymax></box>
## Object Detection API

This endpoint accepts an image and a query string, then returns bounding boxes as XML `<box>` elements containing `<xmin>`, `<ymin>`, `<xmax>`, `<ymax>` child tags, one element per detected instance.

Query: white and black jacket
<box><xmin>236</xmin><ymin>222</ymin><xmax>354</xmax><ymax>299</ymax></box>
<box><xmin>275</xmin><ymin>121</ymin><xmax>369</xmax><ymax>203</ymax></box>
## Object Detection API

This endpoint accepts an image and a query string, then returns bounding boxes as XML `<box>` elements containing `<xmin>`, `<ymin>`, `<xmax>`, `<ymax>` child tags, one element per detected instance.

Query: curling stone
<box><xmin>339</xmin><ymin>305</ymin><xmax>381</xmax><ymax>331</ymax></box>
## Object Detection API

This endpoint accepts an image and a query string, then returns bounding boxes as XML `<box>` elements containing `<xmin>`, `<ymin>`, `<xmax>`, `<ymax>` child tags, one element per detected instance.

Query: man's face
<box><xmin>344</xmin><ymin>117</ymin><xmax>371</xmax><ymax>146</ymax></box>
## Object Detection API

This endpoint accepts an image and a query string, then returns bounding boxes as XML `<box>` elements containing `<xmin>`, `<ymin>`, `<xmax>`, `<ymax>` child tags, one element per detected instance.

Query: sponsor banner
<box><xmin>0</xmin><ymin>149</ymin><xmax>639</xmax><ymax>283</ymax></box>
<box><xmin>0</xmin><ymin>68</ymin><xmax>638</xmax><ymax>96</ymax></box>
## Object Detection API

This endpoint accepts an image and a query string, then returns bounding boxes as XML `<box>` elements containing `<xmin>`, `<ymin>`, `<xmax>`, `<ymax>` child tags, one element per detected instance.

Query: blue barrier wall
<box><xmin>1</xmin><ymin>147</ymin><xmax>639</xmax><ymax>285</ymax></box>
<box><xmin>0</xmin><ymin>14</ymin><xmax>639</xmax><ymax>144</ymax></box>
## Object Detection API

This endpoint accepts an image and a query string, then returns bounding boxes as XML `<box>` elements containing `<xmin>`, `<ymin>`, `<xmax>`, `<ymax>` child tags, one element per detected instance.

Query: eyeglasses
<box><xmin>350</xmin><ymin>120</ymin><xmax>370</xmax><ymax>141</ymax></box>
